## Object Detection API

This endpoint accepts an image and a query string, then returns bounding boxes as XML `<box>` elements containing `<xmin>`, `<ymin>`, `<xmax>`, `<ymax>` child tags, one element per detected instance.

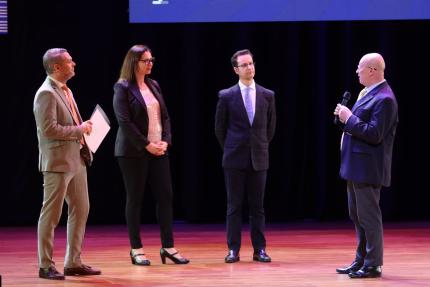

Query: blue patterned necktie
<box><xmin>244</xmin><ymin>86</ymin><xmax>254</xmax><ymax>124</ymax></box>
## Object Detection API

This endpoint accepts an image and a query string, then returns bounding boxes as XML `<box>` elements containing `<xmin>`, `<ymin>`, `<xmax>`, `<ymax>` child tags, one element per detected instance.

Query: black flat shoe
<box><xmin>130</xmin><ymin>250</ymin><xmax>151</xmax><ymax>266</ymax></box>
<box><xmin>39</xmin><ymin>266</ymin><xmax>65</xmax><ymax>280</ymax></box>
<box><xmin>336</xmin><ymin>261</ymin><xmax>363</xmax><ymax>274</ymax></box>
<box><xmin>349</xmin><ymin>266</ymin><xmax>382</xmax><ymax>279</ymax></box>
<box><xmin>160</xmin><ymin>248</ymin><xmax>190</xmax><ymax>264</ymax></box>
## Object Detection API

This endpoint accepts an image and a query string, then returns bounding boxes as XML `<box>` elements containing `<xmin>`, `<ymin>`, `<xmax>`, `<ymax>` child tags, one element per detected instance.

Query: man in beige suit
<box><xmin>33</xmin><ymin>48</ymin><xmax>101</xmax><ymax>280</ymax></box>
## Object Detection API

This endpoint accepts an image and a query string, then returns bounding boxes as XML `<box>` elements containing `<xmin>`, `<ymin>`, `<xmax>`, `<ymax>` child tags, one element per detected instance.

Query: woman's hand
<box><xmin>145</xmin><ymin>141</ymin><xmax>168</xmax><ymax>156</ymax></box>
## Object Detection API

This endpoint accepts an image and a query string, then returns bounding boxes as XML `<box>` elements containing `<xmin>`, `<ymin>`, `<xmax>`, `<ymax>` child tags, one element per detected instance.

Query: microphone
<box><xmin>340</xmin><ymin>91</ymin><xmax>351</xmax><ymax>106</ymax></box>
<box><xmin>334</xmin><ymin>91</ymin><xmax>351</xmax><ymax>124</ymax></box>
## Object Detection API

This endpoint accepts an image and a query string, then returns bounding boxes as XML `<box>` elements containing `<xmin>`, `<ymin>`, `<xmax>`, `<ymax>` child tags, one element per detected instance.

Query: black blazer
<box><xmin>215</xmin><ymin>83</ymin><xmax>276</xmax><ymax>171</ymax></box>
<box><xmin>113</xmin><ymin>78</ymin><xmax>172</xmax><ymax>157</ymax></box>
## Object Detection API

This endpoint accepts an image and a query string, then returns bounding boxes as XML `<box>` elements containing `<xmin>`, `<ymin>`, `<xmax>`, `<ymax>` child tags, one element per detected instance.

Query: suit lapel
<box><xmin>254</xmin><ymin>84</ymin><xmax>263</xmax><ymax>125</ymax></box>
<box><xmin>146</xmin><ymin>79</ymin><xmax>165</xmax><ymax>108</ymax></box>
<box><xmin>47</xmin><ymin>78</ymin><xmax>68</xmax><ymax>111</ymax></box>
<box><xmin>48</xmin><ymin>78</ymin><xmax>80</xmax><ymax>122</ymax></box>
<box><xmin>352</xmin><ymin>82</ymin><xmax>387</xmax><ymax>112</ymax></box>
<box><xmin>129</xmin><ymin>82</ymin><xmax>148</xmax><ymax>112</ymax></box>
<box><xmin>233</xmin><ymin>84</ymin><xmax>251</xmax><ymax>126</ymax></box>
<box><xmin>353</xmin><ymin>93</ymin><xmax>373</xmax><ymax>112</ymax></box>
<box><xmin>67</xmin><ymin>89</ymin><xmax>83</xmax><ymax>123</ymax></box>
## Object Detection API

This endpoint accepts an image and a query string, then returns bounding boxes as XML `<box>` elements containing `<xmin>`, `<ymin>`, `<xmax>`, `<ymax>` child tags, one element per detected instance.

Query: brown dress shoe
<box><xmin>39</xmin><ymin>266</ymin><xmax>65</xmax><ymax>280</ymax></box>
<box><xmin>64</xmin><ymin>264</ymin><xmax>101</xmax><ymax>276</ymax></box>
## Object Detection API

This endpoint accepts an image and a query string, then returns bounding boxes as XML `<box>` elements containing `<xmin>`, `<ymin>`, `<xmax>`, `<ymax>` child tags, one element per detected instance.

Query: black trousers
<box><xmin>347</xmin><ymin>181</ymin><xmax>383</xmax><ymax>267</ymax></box>
<box><xmin>118</xmin><ymin>154</ymin><xmax>174</xmax><ymax>249</ymax></box>
<box><xmin>224</xmin><ymin>167</ymin><xmax>267</xmax><ymax>252</ymax></box>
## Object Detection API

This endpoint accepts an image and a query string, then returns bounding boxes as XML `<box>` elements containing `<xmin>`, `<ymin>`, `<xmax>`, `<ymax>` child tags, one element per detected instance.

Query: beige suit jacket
<box><xmin>33</xmin><ymin>77</ymin><xmax>85</xmax><ymax>172</ymax></box>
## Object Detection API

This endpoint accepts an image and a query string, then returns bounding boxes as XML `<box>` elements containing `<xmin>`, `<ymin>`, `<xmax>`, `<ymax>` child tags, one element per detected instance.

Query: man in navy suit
<box><xmin>334</xmin><ymin>53</ymin><xmax>398</xmax><ymax>278</ymax></box>
<box><xmin>215</xmin><ymin>49</ymin><xmax>276</xmax><ymax>263</ymax></box>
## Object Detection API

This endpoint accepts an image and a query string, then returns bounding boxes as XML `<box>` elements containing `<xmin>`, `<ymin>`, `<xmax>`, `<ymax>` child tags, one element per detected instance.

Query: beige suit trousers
<box><xmin>37</xmin><ymin>161</ymin><xmax>89</xmax><ymax>268</ymax></box>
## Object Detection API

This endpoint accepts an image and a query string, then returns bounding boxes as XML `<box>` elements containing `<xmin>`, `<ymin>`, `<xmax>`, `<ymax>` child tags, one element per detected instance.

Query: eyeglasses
<box><xmin>139</xmin><ymin>57</ymin><xmax>156</xmax><ymax>64</ymax></box>
<box><xmin>236</xmin><ymin>62</ymin><xmax>255</xmax><ymax>69</ymax></box>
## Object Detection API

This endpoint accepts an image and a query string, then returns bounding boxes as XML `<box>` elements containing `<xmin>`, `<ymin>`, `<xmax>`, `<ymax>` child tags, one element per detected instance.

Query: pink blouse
<box><xmin>140</xmin><ymin>88</ymin><xmax>162</xmax><ymax>143</ymax></box>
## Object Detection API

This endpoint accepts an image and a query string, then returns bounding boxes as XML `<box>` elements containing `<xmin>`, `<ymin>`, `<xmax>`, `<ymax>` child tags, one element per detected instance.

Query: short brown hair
<box><xmin>231</xmin><ymin>49</ymin><xmax>253</xmax><ymax>67</ymax></box>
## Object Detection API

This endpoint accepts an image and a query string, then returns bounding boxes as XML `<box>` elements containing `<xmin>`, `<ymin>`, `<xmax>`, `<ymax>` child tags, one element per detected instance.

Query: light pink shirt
<box><xmin>140</xmin><ymin>88</ymin><xmax>162</xmax><ymax>143</ymax></box>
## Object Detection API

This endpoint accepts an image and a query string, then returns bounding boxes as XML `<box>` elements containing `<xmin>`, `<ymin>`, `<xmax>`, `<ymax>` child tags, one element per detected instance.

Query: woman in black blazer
<box><xmin>113</xmin><ymin>45</ymin><xmax>189</xmax><ymax>266</ymax></box>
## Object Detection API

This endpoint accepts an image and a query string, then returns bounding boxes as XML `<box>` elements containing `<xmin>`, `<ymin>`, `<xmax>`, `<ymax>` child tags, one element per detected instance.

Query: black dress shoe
<box><xmin>349</xmin><ymin>266</ymin><xmax>382</xmax><ymax>278</ymax></box>
<box><xmin>224</xmin><ymin>250</ymin><xmax>240</xmax><ymax>263</ymax></box>
<box><xmin>160</xmin><ymin>248</ymin><xmax>190</xmax><ymax>264</ymax></box>
<box><xmin>64</xmin><ymin>264</ymin><xmax>101</xmax><ymax>276</ymax></box>
<box><xmin>39</xmin><ymin>266</ymin><xmax>65</xmax><ymax>280</ymax></box>
<box><xmin>130</xmin><ymin>250</ymin><xmax>151</xmax><ymax>266</ymax></box>
<box><xmin>336</xmin><ymin>261</ymin><xmax>363</xmax><ymax>274</ymax></box>
<box><xmin>253</xmin><ymin>249</ymin><xmax>271</xmax><ymax>263</ymax></box>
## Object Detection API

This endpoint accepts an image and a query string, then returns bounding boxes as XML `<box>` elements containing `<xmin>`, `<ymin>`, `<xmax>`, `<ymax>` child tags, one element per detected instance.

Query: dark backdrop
<box><xmin>1</xmin><ymin>0</ymin><xmax>429</xmax><ymax>226</ymax></box>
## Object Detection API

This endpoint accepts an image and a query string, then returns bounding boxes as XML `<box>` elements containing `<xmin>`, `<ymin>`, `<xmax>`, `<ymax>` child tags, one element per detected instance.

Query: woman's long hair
<box><xmin>118</xmin><ymin>45</ymin><xmax>151</xmax><ymax>83</ymax></box>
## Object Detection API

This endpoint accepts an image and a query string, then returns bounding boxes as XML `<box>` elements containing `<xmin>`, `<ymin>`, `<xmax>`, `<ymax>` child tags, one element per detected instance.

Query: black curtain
<box><xmin>1</xmin><ymin>0</ymin><xmax>429</xmax><ymax>226</ymax></box>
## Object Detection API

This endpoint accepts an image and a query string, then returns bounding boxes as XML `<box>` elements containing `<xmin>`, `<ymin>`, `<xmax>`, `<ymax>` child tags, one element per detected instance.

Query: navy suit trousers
<box><xmin>224</xmin><ymin>166</ymin><xmax>267</xmax><ymax>252</ymax></box>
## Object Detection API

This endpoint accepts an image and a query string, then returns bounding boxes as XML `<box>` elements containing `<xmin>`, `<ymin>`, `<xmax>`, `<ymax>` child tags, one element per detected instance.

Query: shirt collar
<box><xmin>238</xmin><ymin>80</ymin><xmax>255</xmax><ymax>91</ymax></box>
<box><xmin>48</xmin><ymin>75</ymin><xmax>66</xmax><ymax>89</ymax></box>
<box><xmin>366</xmin><ymin>79</ymin><xmax>386</xmax><ymax>93</ymax></box>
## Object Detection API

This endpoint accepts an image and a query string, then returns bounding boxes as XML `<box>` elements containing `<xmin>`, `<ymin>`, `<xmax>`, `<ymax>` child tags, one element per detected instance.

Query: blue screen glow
<box><xmin>130</xmin><ymin>0</ymin><xmax>430</xmax><ymax>23</ymax></box>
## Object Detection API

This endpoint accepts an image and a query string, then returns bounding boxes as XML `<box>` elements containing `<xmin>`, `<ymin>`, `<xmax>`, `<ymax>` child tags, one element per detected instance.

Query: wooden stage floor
<box><xmin>1</xmin><ymin>222</ymin><xmax>429</xmax><ymax>287</ymax></box>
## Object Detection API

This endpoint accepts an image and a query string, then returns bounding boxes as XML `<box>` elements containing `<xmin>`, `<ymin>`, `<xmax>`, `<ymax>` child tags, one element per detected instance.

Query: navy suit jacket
<box><xmin>113</xmin><ymin>78</ymin><xmax>172</xmax><ymax>157</ymax></box>
<box><xmin>340</xmin><ymin>81</ymin><xmax>398</xmax><ymax>187</ymax></box>
<box><xmin>215</xmin><ymin>83</ymin><xmax>276</xmax><ymax>171</ymax></box>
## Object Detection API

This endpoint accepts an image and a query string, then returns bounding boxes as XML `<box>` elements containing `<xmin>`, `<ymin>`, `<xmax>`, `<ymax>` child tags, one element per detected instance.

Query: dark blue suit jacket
<box><xmin>215</xmin><ymin>83</ymin><xmax>276</xmax><ymax>171</ymax></box>
<box><xmin>340</xmin><ymin>81</ymin><xmax>398</xmax><ymax>187</ymax></box>
<box><xmin>113</xmin><ymin>78</ymin><xmax>172</xmax><ymax>157</ymax></box>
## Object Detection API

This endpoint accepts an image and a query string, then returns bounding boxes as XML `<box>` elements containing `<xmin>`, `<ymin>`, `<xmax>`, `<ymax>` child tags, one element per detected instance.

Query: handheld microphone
<box><xmin>340</xmin><ymin>91</ymin><xmax>351</xmax><ymax>106</ymax></box>
<box><xmin>334</xmin><ymin>91</ymin><xmax>351</xmax><ymax>124</ymax></box>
